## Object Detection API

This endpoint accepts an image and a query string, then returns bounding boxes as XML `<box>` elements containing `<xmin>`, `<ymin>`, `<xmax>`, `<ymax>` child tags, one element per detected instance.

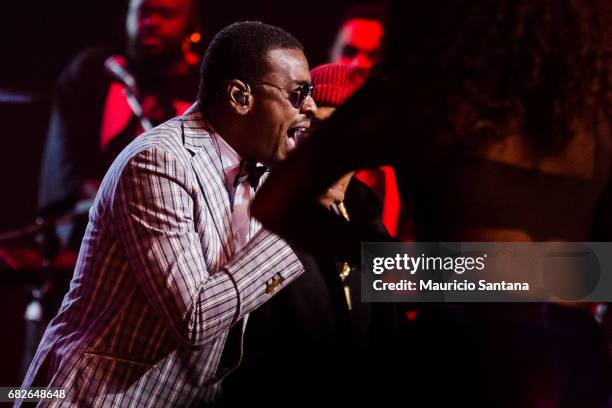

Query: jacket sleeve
<box><xmin>111</xmin><ymin>145</ymin><xmax>303</xmax><ymax>348</ymax></box>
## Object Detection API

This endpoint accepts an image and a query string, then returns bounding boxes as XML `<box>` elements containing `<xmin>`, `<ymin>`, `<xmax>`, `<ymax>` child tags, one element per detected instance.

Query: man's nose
<box><xmin>140</xmin><ymin>13</ymin><xmax>162</xmax><ymax>29</ymax></box>
<box><xmin>300</xmin><ymin>95</ymin><xmax>317</xmax><ymax>118</ymax></box>
<box><xmin>350</xmin><ymin>53</ymin><xmax>373</xmax><ymax>70</ymax></box>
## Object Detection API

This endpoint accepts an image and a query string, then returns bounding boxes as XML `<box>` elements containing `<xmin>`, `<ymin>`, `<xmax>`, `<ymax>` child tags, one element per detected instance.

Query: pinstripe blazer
<box><xmin>18</xmin><ymin>104</ymin><xmax>304</xmax><ymax>407</ymax></box>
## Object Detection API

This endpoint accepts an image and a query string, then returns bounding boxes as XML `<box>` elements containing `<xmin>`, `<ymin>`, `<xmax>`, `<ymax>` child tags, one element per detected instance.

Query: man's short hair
<box><xmin>198</xmin><ymin>21</ymin><xmax>303</xmax><ymax>111</ymax></box>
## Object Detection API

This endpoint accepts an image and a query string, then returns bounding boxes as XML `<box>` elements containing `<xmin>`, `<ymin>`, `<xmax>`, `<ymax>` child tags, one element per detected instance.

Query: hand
<box><xmin>318</xmin><ymin>186</ymin><xmax>345</xmax><ymax>208</ymax></box>
<box><xmin>318</xmin><ymin>172</ymin><xmax>355</xmax><ymax>207</ymax></box>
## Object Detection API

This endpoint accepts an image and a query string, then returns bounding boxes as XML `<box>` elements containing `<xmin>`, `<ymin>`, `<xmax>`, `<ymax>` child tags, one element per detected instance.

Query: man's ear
<box><xmin>227</xmin><ymin>79</ymin><xmax>253</xmax><ymax>115</ymax></box>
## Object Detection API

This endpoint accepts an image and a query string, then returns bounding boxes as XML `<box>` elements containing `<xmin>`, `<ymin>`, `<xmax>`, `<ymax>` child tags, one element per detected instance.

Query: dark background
<box><xmin>2</xmin><ymin>0</ymin><xmax>610</xmax><ymax>394</ymax></box>
<box><xmin>0</xmin><ymin>0</ymin><xmax>386</xmax><ymax>389</ymax></box>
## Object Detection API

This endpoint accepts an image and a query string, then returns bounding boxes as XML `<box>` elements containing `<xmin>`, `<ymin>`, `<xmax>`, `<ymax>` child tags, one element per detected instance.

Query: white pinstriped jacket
<box><xmin>18</xmin><ymin>104</ymin><xmax>304</xmax><ymax>407</ymax></box>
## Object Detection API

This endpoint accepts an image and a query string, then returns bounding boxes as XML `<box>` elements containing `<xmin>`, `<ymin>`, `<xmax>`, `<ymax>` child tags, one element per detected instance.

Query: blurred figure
<box><xmin>330</xmin><ymin>4</ymin><xmax>385</xmax><ymax>69</ymax></box>
<box><xmin>38</xmin><ymin>0</ymin><xmax>201</xmax><ymax>250</ymax></box>
<box><xmin>21</xmin><ymin>0</ymin><xmax>202</xmax><ymax>382</ymax></box>
<box><xmin>310</xmin><ymin>63</ymin><xmax>368</xmax><ymax>121</ymax></box>
<box><xmin>329</xmin><ymin>3</ymin><xmax>410</xmax><ymax>239</ymax></box>
<box><xmin>254</xmin><ymin>1</ymin><xmax>612</xmax><ymax>406</ymax></box>
<box><xmin>225</xmin><ymin>63</ymin><xmax>390</xmax><ymax>406</ymax></box>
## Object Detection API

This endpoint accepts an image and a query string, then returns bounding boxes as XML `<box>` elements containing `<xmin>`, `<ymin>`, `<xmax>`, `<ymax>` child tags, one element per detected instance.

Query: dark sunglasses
<box><xmin>251</xmin><ymin>80</ymin><xmax>315</xmax><ymax>109</ymax></box>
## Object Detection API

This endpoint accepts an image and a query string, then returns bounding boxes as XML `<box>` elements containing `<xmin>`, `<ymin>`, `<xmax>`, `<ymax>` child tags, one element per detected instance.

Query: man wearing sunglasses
<box><xmin>19</xmin><ymin>21</ymin><xmax>339</xmax><ymax>407</ymax></box>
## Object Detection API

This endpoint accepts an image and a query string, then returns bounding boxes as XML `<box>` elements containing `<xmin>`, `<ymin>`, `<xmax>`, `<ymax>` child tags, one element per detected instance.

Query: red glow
<box><xmin>332</xmin><ymin>18</ymin><xmax>384</xmax><ymax>70</ymax></box>
<box><xmin>100</xmin><ymin>82</ymin><xmax>134</xmax><ymax>151</ymax></box>
<box><xmin>190</xmin><ymin>32</ymin><xmax>201</xmax><ymax>43</ymax></box>
<box><xmin>405</xmin><ymin>310</ymin><xmax>418</xmax><ymax>321</ymax></box>
<box><xmin>355</xmin><ymin>166</ymin><xmax>402</xmax><ymax>237</ymax></box>
<box><xmin>100</xmin><ymin>83</ymin><xmax>191</xmax><ymax>151</ymax></box>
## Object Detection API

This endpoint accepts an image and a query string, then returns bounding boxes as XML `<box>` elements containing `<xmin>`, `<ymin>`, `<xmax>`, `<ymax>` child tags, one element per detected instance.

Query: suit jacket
<box><xmin>19</xmin><ymin>104</ymin><xmax>304</xmax><ymax>407</ymax></box>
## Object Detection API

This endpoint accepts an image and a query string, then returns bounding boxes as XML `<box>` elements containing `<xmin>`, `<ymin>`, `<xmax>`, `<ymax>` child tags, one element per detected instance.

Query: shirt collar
<box><xmin>211</xmin><ymin>129</ymin><xmax>242</xmax><ymax>195</ymax></box>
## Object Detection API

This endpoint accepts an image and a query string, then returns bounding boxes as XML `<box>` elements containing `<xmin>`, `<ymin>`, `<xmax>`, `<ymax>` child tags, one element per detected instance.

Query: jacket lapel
<box><xmin>181</xmin><ymin>104</ymin><xmax>236</xmax><ymax>258</ymax></box>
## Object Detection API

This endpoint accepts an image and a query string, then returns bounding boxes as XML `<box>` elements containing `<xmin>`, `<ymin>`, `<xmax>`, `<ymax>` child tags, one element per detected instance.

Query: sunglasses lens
<box><xmin>296</xmin><ymin>85</ymin><xmax>314</xmax><ymax>108</ymax></box>
<box><xmin>290</xmin><ymin>93</ymin><xmax>302</xmax><ymax>108</ymax></box>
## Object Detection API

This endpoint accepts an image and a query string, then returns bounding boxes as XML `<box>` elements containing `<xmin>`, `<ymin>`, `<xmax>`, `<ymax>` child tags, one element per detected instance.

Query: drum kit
<box><xmin>0</xmin><ymin>66</ymin><xmax>154</xmax><ymax>376</ymax></box>
<box><xmin>0</xmin><ymin>87</ymin><xmax>88</xmax><ymax>375</ymax></box>
<box><xmin>0</xmin><ymin>87</ymin><xmax>38</xmax><ymax>105</ymax></box>
<box><xmin>0</xmin><ymin>200</ymin><xmax>96</xmax><ymax>375</ymax></box>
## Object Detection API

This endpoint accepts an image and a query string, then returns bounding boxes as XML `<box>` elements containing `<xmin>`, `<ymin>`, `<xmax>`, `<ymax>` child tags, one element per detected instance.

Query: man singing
<box><xmin>19</xmin><ymin>21</ymin><xmax>326</xmax><ymax>407</ymax></box>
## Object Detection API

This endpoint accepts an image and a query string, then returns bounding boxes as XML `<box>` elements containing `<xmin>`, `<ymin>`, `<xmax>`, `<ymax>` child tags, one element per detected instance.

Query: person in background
<box><xmin>22</xmin><ymin>0</ymin><xmax>202</xmax><ymax>375</ymax></box>
<box><xmin>330</xmin><ymin>2</ymin><xmax>411</xmax><ymax>239</ymax></box>
<box><xmin>38</xmin><ymin>0</ymin><xmax>201</xmax><ymax>250</ymax></box>
<box><xmin>329</xmin><ymin>3</ymin><xmax>385</xmax><ymax>70</ymax></box>
<box><xmin>254</xmin><ymin>0</ymin><xmax>612</xmax><ymax>406</ymax></box>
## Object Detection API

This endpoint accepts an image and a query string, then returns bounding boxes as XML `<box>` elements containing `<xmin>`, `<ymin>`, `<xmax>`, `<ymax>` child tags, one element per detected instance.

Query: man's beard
<box><xmin>126</xmin><ymin>38</ymin><xmax>184</xmax><ymax>68</ymax></box>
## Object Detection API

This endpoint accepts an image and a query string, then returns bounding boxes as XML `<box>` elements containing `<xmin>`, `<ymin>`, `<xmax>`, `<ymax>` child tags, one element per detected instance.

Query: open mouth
<box><xmin>139</xmin><ymin>35</ymin><xmax>163</xmax><ymax>48</ymax></box>
<box><xmin>287</xmin><ymin>126</ymin><xmax>310</xmax><ymax>149</ymax></box>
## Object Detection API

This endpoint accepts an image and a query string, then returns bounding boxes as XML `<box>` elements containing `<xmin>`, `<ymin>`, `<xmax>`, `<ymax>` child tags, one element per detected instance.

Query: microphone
<box><xmin>103</xmin><ymin>56</ymin><xmax>153</xmax><ymax>131</ymax></box>
<box><xmin>330</xmin><ymin>200</ymin><xmax>353</xmax><ymax>310</ymax></box>
<box><xmin>104</xmin><ymin>56</ymin><xmax>137</xmax><ymax>93</ymax></box>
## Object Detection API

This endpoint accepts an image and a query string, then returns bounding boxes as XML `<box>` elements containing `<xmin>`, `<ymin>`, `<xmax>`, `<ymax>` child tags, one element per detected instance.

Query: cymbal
<box><xmin>1</xmin><ymin>246</ymin><xmax>77</xmax><ymax>271</ymax></box>
<box><xmin>0</xmin><ymin>198</ymin><xmax>94</xmax><ymax>244</ymax></box>
<box><xmin>0</xmin><ymin>246</ymin><xmax>76</xmax><ymax>284</ymax></box>
<box><xmin>0</xmin><ymin>88</ymin><xmax>38</xmax><ymax>104</ymax></box>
